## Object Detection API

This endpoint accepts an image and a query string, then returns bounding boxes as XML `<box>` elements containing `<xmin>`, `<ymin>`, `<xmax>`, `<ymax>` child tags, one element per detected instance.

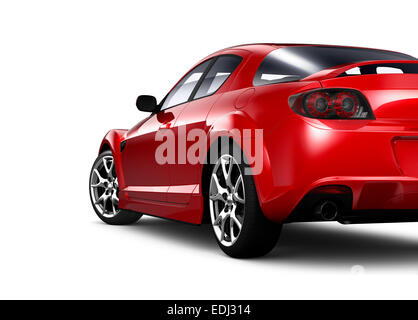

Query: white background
<box><xmin>1</xmin><ymin>0</ymin><xmax>418</xmax><ymax>299</ymax></box>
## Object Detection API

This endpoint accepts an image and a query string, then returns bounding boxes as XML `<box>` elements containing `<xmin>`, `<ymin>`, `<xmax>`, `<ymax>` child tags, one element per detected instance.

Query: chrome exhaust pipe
<box><xmin>314</xmin><ymin>200</ymin><xmax>339</xmax><ymax>221</ymax></box>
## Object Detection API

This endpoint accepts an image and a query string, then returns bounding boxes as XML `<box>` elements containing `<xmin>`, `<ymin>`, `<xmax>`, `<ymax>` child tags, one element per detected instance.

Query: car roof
<box><xmin>214</xmin><ymin>43</ymin><xmax>408</xmax><ymax>56</ymax></box>
<box><xmin>186</xmin><ymin>44</ymin><xmax>414</xmax><ymax>94</ymax></box>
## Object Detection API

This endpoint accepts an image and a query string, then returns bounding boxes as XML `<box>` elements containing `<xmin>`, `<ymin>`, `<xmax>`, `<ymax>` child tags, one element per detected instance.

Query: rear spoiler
<box><xmin>303</xmin><ymin>60</ymin><xmax>418</xmax><ymax>81</ymax></box>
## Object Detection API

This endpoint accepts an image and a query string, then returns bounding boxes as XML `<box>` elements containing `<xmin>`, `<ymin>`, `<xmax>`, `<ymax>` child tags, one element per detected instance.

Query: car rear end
<box><xmin>250</xmin><ymin>45</ymin><xmax>418</xmax><ymax>224</ymax></box>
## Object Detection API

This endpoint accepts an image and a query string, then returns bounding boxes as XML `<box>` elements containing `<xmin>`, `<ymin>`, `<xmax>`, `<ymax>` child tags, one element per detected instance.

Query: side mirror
<box><xmin>136</xmin><ymin>95</ymin><xmax>158</xmax><ymax>112</ymax></box>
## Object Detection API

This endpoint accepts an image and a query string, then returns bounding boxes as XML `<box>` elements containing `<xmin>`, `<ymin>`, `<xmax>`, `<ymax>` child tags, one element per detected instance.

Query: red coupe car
<box><xmin>90</xmin><ymin>44</ymin><xmax>418</xmax><ymax>258</ymax></box>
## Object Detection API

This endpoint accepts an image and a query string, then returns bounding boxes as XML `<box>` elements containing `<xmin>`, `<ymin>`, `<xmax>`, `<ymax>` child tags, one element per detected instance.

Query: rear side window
<box><xmin>161</xmin><ymin>59</ymin><xmax>212</xmax><ymax>110</ymax></box>
<box><xmin>194</xmin><ymin>55</ymin><xmax>242</xmax><ymax>99</ymax></box>
<box><xmin>253</xmin><ymin>46</ymin><xmax>416</xmax><ymax>86</ymax></box>
<box><xmin>341</xmin><ymin>63</ymin><xmax>418</xmax><ymax>76</ymax></box>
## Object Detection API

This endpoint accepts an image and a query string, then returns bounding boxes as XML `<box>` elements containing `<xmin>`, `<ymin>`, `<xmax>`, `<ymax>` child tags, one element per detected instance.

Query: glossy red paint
<box><xmin>98</xmin><ymin>44</ymin><xmax>418</xmax><ymax>224</ymax></box>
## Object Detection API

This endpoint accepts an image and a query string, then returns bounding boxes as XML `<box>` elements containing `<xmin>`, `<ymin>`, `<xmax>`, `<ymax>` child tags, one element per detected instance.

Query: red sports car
<box><xmin>89</xmin><ymin>44</ymin><xmax>418</xmax><ymax>258</ymax></box>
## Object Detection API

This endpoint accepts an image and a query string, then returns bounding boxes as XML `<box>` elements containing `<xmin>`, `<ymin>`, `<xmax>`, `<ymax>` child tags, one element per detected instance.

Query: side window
<box><xmin>161</xmin><ymin>59</ymin><xmax>212</xmax><ymax>110</ymax></box>
<box><xmin>376</xmin><ymin>66</ymin><xmax>403</xmax><ymax>74</ymax></box>
<box><xmin>194</xmin><ymin>55</ymin><xmax>242</xmax><ymax>99</ymax></box>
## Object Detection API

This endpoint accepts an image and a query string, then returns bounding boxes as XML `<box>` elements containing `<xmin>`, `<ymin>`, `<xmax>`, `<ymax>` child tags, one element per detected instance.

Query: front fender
<box><xmin>99</xmin><ymin>129</ymin><xmax>128</xmax><ymax>189</ymax></box>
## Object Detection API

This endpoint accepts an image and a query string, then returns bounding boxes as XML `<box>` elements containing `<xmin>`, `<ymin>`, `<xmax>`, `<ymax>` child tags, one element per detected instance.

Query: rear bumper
<box><xmin>254</xmin><ymin>115</ymin><xmax>418</xmax><ymax>223</ymax></box>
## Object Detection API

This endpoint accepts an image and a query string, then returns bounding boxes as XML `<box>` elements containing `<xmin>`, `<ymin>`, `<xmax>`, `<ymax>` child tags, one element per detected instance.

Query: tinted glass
<box><xmin>342</xmin><ymin>62</ymin><xmax>418</xmax><ymax>76</ymax></box>
<box><xmin>194</xmin><ymin>55</ymin><xmax>242</xmax><ymax>99</ymax></box>
<box><xmin>161</xmin><ymin>59</ymin><xmax>211</xmax><ymax>110</ymax></box>
<box><xmin>254</xmin><ymin>46</ymin><xmax>416</xmax><ymax>86</ymax></box>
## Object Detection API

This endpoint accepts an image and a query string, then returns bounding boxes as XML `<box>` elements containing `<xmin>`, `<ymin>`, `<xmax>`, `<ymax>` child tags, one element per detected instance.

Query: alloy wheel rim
<box><xmin>209</xmin><ymin>154</ymin><xmax>245</xmax><ymax>247</ymax></box>
<box><xmin>90</xmin><ymin>155</ymin><xmax>120</xmax><ymax>218</ymax></box>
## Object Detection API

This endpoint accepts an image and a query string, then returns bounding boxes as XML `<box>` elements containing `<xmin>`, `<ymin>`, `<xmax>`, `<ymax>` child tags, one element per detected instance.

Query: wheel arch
<box><xmin>99</xmin><ymin>143</ymin><xmax>111</xmax><ymax>154</ymax></box>
<box><xmin>200</xmin><ymin>111</ymin><xmax>265</xmax><ymax>223</ymax></box>
<box><xmin>199</xmin><ymin>111</ymin><xmax>272</xmax><ymax>224</ymax></box>
<box><xmin>98</xmin><ymin>129</ymin><xmax>128</xmax><ymax>189</ymax></box>
<box><xmin>98</xmin><ymin>129</ymin><xmax>127</xmax><ymax>155</ymax></box>
<box><xmin>201</xmin><ymin>136</ymin><xmax>237</xmax><ymax>224</ymax></box>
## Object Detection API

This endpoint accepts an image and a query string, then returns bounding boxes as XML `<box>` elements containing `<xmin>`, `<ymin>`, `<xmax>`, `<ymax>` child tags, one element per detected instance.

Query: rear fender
<box><xmin>208</xmin><ymin>111</ymin><xmax>262</xmax><ymax>166</ymax></box>
<box><xmin>207</xmin><ymin>112</ymin><xmax>274</xmax><ymax>217</ymax></box>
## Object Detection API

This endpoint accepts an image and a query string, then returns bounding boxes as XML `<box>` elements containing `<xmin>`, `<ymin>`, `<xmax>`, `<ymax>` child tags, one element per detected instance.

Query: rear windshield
<box><xmin>253</xmin><ymin>46</ymin><xmax>416</xmax><ymax>86</ymax></box>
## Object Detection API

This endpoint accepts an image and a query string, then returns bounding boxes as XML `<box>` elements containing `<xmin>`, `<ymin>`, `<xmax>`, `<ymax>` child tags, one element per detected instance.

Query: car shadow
<box><xmin>122</xmin><ymin>217</ymin><xmax>418</xmax><ymax>267</ymax></box>
<box><xmin>266</xmin><ymin>223</ymin><xmax>418</xmax><ymax>267</ymax></box>
<box><xmin>126</xmin><ymin>217</ymin><xmax>216</xmax><ymax>250</ymax></box>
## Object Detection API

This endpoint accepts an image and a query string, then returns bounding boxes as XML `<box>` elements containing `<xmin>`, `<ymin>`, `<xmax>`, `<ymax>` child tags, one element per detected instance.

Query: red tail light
<box><xmin>306</xmin><ymin>92</ymin><xmax>332</xmax><ymax>117</ymax></box>
<box><xmin>289</xmin><ymin>89</ymin><xmax>374</xmax><ymax>119</ymax></box>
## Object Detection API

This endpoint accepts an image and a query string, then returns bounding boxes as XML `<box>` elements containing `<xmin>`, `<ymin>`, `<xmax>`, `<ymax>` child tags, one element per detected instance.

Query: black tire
<box><xmin>208</xmin><ymin>144</ymin><xmax>282</xmax><ymax>258</ymax></box>
<box><xmin>89</xmin><ymin>150</ymin><xmax>142</xmax><ymax>225</ymax></box>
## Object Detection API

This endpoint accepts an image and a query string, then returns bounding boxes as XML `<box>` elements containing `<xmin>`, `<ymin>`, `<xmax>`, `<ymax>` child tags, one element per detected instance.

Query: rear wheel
<box><xmin>89</xmin><ymin>150</ymin><xmax>142</xmax><ymax>225</ymax></box>
<box><xmin>209</xmin><ymin>147</ymin><xmax>282</xmax><ymax>258</ymax></box>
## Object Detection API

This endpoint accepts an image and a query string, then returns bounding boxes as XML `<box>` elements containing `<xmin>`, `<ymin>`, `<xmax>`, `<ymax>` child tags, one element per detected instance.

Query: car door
<box><xmin>121</xmin><ymin>59</ymin><xmax>213</xmax><ymax>202</ymax></box>
<box><xmin>166</xmin><ymin>54</ymin><xmax>244</xmax><ymax>204</ymax></box>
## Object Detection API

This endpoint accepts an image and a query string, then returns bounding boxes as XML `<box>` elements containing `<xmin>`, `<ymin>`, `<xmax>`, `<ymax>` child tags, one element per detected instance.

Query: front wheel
<box><xmin>209</xmin><ymin>148</ymin><xmax>282</xmax><ymax>258</ymax></box>
<box><xmin>89</xmin><ymin>150</ymin><xmax>142</xmax><ymax>225</ymax></box>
